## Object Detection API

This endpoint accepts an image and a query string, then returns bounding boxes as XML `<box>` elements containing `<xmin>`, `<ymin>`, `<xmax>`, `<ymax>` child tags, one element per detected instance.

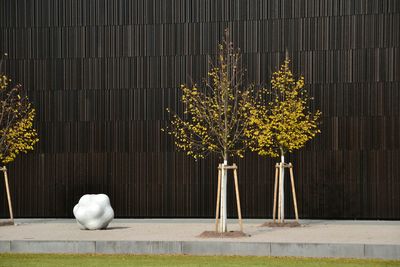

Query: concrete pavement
<box><xmin>0</xmin><ymin>219</ymin><xmax>399</xmax><ymax>259</ymax></box>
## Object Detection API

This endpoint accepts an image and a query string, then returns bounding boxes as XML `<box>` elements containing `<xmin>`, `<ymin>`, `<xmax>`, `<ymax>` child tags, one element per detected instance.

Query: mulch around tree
<box><xmin>261</xmin><ymin>221</ymin><xmax>302</xmax><ymax>227</ymax></box>
<box><xmin>198</xmin><ymin>231</ymin><xmax>250</xmax><ymax>238</ymax></box>
<box><xmin>0</xmin><ymin>219</ymin><xmax>14</xmax><ymax>227</ymax></box>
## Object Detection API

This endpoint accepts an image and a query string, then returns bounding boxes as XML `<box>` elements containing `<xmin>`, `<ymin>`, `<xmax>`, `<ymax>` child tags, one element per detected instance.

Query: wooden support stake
<box><xmin>289</xmin><ymin>163</ymin><xmax>299</xmax><ymax>222</ymax></box>
<box><xmin>215</xmin><ymin>165</ymin><xmax>222</xmax><ymax>231</ymax></box>
<box><xmin>215</xmin><ymin>163</ymin><xmax>243</xmax><ymax>232</ymax></box>
<box><xmin>233</xmin><ymin>165</ymin><xmax>243</xmax><ymax>232</ymax></box>
<box><xmin>1</xmin><ymin>166</ymin><xmax>14</xmax><ymax>222</ymax></box>
<box><xmin>273</xmin><ymin>164</ymin><xmax>279</xmax><ymax>223</ymax></box>
<box><xmin>277</xmin><ymin>163</ymin><xmax>282</xmax><ymax>223</ymax></box>
<box><xmin>271</xmin><ymin>162</ymin><xmax>300</xmax><ymax>223</ymax></box>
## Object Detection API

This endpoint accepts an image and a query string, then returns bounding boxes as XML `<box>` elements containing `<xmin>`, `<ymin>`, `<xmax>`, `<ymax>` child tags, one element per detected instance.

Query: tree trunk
<box><xmin>280</xmin><ymin>154</ymin><xmax>285</xmax><ymax>222</ymax></box>
<box><xmin>219</xmin><ymin>157</ymin><xmax>228</xmax><ymax>232</ymax></box>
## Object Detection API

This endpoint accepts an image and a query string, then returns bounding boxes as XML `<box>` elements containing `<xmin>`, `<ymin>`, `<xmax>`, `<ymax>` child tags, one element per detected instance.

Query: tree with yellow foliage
<box><xmin>245</xmin><ymin>58</ymin><xmax>321</xmax><ymax>222</ymax></box>
<box><xmin>0</xmin><ymin>54</ymin><xmax>39</xmax><ymax>222</ymax></box>
<box><xmin>0</xmin><ymin>61</ymin><xmax>39</xmax><ymax>165</ymax></box>
<box><xmin>165</xmin><ymin>30</ymin><xmax>253</xmax><ymax>232</ymax></box>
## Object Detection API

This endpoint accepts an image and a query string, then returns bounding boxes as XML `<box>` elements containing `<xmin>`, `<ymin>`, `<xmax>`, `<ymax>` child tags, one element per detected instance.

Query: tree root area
<box><xmin>198</xmin><ymin>230</ymin><xmax>250</xmax><ymax>238</ymax></box>
<box><xmin>261</xmin><ymin>221</ymin><xmax>301</xmax><ymax>227</ymax></box>
<box><xmin>0</xmin><ymin>219</ymin><xmax>14</xmax><ymax>227</ymax></box>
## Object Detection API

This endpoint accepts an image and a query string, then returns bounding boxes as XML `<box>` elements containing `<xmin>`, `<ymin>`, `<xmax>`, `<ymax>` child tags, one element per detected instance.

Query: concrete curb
<box><xmin>0</xmin><ymin>240</ymin><xmax>399</xmax><ymax>259</ymax></box>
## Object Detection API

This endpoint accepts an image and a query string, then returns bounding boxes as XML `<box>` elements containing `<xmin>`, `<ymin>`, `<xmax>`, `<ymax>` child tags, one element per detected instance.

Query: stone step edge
<box><xmin>0</xmin><ymin>240</ymin><xmax>399</xmax><ymax>260</ymax></box>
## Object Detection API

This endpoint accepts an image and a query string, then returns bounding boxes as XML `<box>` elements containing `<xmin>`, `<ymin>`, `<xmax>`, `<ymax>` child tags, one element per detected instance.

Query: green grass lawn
<box><xmin>0</xmin><ymin>254</ymin><xmax>399</xmax><ymax>267</ymax></box>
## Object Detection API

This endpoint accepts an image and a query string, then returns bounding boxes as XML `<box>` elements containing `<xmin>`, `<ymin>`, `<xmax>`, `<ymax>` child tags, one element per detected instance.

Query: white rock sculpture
<box><xmin>73</xmin><ymin>194</ymin><xmax>114</xmax><ymax>230</ymax></box>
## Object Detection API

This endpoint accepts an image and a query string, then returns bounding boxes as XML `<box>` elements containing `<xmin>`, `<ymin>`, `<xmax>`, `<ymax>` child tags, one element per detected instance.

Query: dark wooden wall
<box><xmin>0</xmin><ymin>0</ymin><xmax>399</xmax><ymax>219</ymax></box>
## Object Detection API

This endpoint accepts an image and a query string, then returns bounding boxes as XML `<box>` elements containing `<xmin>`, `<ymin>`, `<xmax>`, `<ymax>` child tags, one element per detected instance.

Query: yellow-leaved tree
<box><xmin>165</xmin><ymin>30</ymin><xmax>253</xmax><ymax>232</ymax></box>
<box><xmin>0</xmin><ymin>74</ymin><xmax>39</xmax><ymax>164</ymax></box>
<box><xmin>245</xmin><ymin>58</ymin><xmax>321</xmax><ymax>222</ymax></box>
<box><xmin>0</xmin><ymin>55</ymin><xmax>39</xmax><ymax>221</ymax></box>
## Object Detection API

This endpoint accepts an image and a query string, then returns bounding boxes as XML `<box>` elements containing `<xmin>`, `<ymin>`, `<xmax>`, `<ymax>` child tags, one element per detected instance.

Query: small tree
<box><xmin>0</xmin><ymin>62</ymin><xmax>38</xmax><ymax>164</ymax></box>
<box><xmin>0</xmin><ymin>54</ymin><xmax>39</xmax><ymax>222</ymax></box>
<box><xmin>165</xmin><ymin>30</ymin><xmax>253</xmax><ymax>232</ymax></box>
<box><xmin>245</xmin><ymin>58</ymin><xmax>321</xmax><ymax>221</ymax></box>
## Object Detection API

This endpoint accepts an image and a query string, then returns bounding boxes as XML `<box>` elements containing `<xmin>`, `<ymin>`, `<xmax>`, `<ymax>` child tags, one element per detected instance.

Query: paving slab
<box><xmin>270</xmin><ymin>242</ymin><xmax>365</xmax><ymax>258</ymax></box>
<box><xmin>10</xmin><ymin>240</ymin><xmax>96</xmax><ymax>254</ymax></box>
<box><xmin>0</xmin><ymin>219</ymin><xmax>399</xmax><ymax>259</ymax></box>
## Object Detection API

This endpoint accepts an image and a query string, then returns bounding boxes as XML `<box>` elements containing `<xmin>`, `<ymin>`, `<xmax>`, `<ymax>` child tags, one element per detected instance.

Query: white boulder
<box><xmin>73</xmin><ymin>194</ymin><xmax>114</xmax><ymax>230</ymax></box>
